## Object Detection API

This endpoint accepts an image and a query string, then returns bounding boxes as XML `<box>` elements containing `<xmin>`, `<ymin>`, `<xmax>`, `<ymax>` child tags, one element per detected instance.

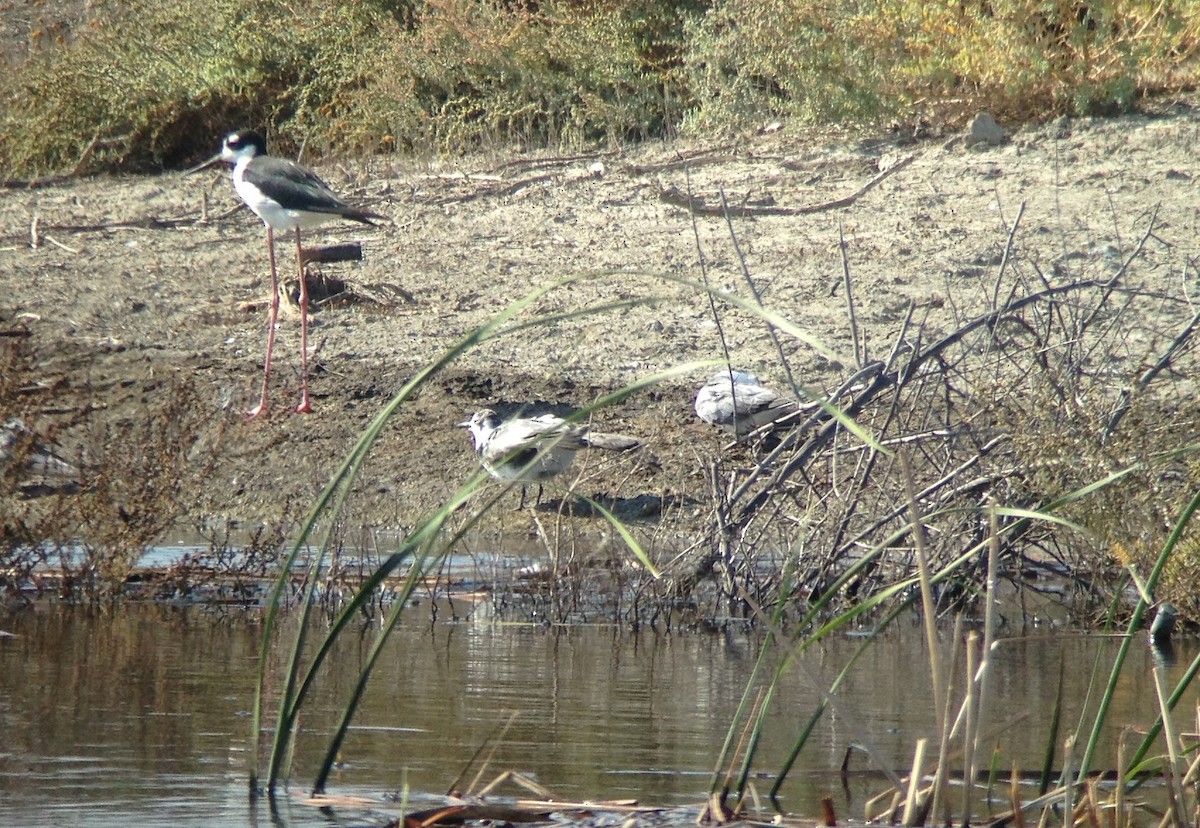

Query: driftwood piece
<box><xmin>299</xmin><ymin>241</ymin><xmax>364</xmax><ymax>265</ymax></box>
<box><xmin>657</xmin><ymin>153</ymin><xmax>916</xmax><ymax>217</ymax></box>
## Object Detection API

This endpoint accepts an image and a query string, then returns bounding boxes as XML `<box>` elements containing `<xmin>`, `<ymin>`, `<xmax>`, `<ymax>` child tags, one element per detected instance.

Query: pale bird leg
<box><xmin>247</xmin><ymin>225</ymin><xmax>281</xmax><ymax>419</ymax></box>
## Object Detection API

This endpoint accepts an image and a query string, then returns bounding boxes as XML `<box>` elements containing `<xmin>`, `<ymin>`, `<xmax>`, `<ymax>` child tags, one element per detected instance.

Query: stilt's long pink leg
<box><xmin>247</xmin><ymin>226</ymin><xmax>280</xmax><ymax>419</ymax></box>
<box><xmin>294</xmin><ymin>227</ymin><xmax>313</xmax><ymax>414</ymax></box>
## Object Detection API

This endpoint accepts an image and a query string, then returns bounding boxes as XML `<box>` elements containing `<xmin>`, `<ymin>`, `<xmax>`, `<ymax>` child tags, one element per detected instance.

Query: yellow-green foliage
<box><xmin>0</xmin><ymin>0</ymin><xmax>393</xmax><ymax>175</ymax></box>
<box><xmin>1162</xmin><ymin>534</ymin><xmax>1200</xmax><ymax>621</ymax></box>
<box><xmin>683</xmin><ymin>0</ymin><xmax>1200</xmax><ymax>129</ymax></box>
<box><xmin>345</xmin><ymin>0</ymin><xmax>695</xmax><ymax>154</ymax></box>
<box><xmin>0</xmin><ymin>0</ymin><xmax>1197</xmax><ymax>176</ymax></box>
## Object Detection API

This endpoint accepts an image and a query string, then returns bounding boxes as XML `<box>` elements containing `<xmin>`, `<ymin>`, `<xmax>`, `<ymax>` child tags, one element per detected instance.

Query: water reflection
<box><xmin>0</xmin><ymin>604</ymin><xmax>1194</xmax><ymax>826</ymax></box>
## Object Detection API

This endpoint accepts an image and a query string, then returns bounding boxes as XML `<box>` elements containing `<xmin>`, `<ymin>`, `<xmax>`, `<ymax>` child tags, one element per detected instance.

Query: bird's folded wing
<box><xmin>245</xmin><ymin>156</ymin><xmax>348</xmax><ymax>214</ymax></box>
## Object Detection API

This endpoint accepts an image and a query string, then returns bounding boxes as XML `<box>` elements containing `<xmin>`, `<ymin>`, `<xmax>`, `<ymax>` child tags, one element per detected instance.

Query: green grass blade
<box><xmin>577</xmin><ymin>494</ymin><xmax>659</xmax><ymax>577</ymax></box>
<box><xmin>251</xmin><ymin>273</ymin><xmax>602</xmax><ymax>793</ymax></box>
<box><xmin>1039</xmin><ymin>652</ymin><xmax>1064</xmax><ymax>795</ymax></box>
<box><xmin>254</xmin><ymin>271</ymin><xmax>689</xmax><ymax>795</ymax></box>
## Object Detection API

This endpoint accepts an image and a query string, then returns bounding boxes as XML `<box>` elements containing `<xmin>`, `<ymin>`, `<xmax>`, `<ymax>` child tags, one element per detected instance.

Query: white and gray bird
<box><xmin>458</xmin><ymin>408</ymin><xmax>641</xmax><ymax>507</ymax></box>
<box><xmin>217</xmin><ymin>129</ymin><xmax>385</xmax><ymax>417</ymax></box>
<box><xmin>0</xmin><ymin>419</ymin><xmax>82</xmax><ymax>495</ymax></box>
<box><xmin>694</xmin><ymin>369</ymin><xmax>809</xmax><ymax>437</ymax></box>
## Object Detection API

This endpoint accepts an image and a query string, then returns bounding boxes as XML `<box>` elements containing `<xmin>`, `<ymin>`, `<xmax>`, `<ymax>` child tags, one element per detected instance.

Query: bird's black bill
<box><xmin>184</xmin><ymin>153</ymin><xmax>224</xmax><ymax>175</ymax></box>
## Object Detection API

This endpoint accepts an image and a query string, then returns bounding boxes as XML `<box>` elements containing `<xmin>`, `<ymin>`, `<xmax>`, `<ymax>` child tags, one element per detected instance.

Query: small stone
<box><xmin>965</xmin><ymin>112</ymin><xmax>1005</xmax><ymax>147</ymax></box>
<box><xmin>1049</xmin><ymin>116</ymin><xmax>1071</xmax><ymax>139</ymax></box>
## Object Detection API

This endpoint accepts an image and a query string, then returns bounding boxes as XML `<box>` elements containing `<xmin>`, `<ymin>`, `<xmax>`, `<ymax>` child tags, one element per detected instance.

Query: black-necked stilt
<box><xmin>694</xmin><ymin>369</ymin><xmax>811</xmax><ymax>437</ymax></box>
<box><xmin>217</xmin><ymin>129</ymin><xmax>385</xmax><ymax>417</ymax></box>
<box><xmin>458</xmin><ymin>408</ymin><xmax>641</xmax><ymax>508</ymax></box>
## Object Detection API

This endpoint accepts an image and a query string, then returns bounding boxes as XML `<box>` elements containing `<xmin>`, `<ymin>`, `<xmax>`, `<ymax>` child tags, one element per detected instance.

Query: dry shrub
<box><xmin>0</xmin><ymin>0</ymin><xmax>396</xmax><ymax>176</ymax></box>
<box><xmin>0</xmin><ymin>0</ymin><xmax>692</xmax><ymax>176</ymax></box>
<box><xmin>68</xmin><ymin>380</ymin><xmax>232</xmax><ymax>599</ymax></box>
<box><xmin>664</xmin><ymin>211</ymin><xmax>1200</xmax><ymax>626</ymax></box>
<box><xmin>682</xmin><ymin>0</ymin><xmax>1200</xmax><ymax>131</ymax></box>
<box><xmin>155</xmin><ymin>518</ymin><xmax>289</xmax><ymax>604</ymax></box>
<box><xmin>352</xmin><ymin>0</ymin><xmax>696</xmax><ymax>155</ymax></box>
<box><xmin>1160</xmin><ymin>534</ymin><xmax>1200</xmax><ymax>620</ymax></box>
<box><xmin>0</xmin><ymin>326</ymin><xmax>274</xmax><ymax>602</ymax></box>
<box><xmin>0</xmin><ymin>336</ymin><xmax>80</xmax><ymax>595</ymax></box>
<box><xmin>984</xmin><ymin>371</ymin><xmax>1200</xmax><ymax>613</ymax></box>
<box><xmin>5</xmin><ymin>0</ymin><xmax>1196</xmax><ymax>177</ymax></box>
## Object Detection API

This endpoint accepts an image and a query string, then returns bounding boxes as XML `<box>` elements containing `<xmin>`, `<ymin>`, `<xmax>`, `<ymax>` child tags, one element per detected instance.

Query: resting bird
<box><xmin>217</xmin><ymin>128</ymin><xmax>385</xmax><ymax>417</ymax></box>
<box><xmin>694</xmin><ymin>369</ymin><xmax>808</xmax><ymax>437</ymax></box>
<box><xmin>458</xmin><ymin>408</ymin><xmax>641</xmax><ymax>507</ymax></box>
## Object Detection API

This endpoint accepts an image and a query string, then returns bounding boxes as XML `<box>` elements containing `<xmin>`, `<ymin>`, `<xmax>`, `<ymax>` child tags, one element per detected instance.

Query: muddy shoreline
<box><xmin>3</xmin><ymin>109</ymin><xmax>1199</xmax><ymax>552</ymax></box>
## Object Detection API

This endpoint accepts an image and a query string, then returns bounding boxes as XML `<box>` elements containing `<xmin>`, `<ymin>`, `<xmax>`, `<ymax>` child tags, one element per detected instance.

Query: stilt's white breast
<box><xmin>232</xmin><ymin>160</ymin><xmax>335</xmax><ymax>231</ymax></box>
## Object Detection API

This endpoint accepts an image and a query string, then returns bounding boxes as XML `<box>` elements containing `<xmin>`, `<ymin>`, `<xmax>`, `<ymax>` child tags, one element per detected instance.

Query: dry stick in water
<box><xmin>901</xmin><ymin>450</ymin><xmax>948</xmax><ymax>821</ymax></box>
<box><xmin>1152</xmin><ymin>666</ymin><xmax>1188</xmax><ymax>827</ymax></box>
<box><xmin>1115</xmin><ymin>740</ymin><xmax>1126</xmax><ymax>827</ymax></box>
<box><xmin>926</xmin><ymin>612</ymin><xmax>964</xmax><ymax>820</ymax></box>
<box><xmin>901</xmin><ymin>450</ymin><xmax>945</xmax><ymax>726</ymax></box>
<box><xmin>1081</xmin><ymin>782</ymin><xmax>1102</xmax><ymax>828</ymax></box>
<box><xmin>1008</xmin><ymin>761</ymin><xmax>1025</xmax><ymax>828</ymax></box>
<box><xmin>931</xmin><ymin>613</ymin><xmax>963</xmax><ymax>823</ymax></box>
<box><xmin>863</xmin><ymin>784</ymin><xmax>899</xmax><ymax>822</ymax></box>
<box><xmin>901</xmin><ymin>738</ymin><xmax>928</xmax><ymax>827</ymax></box>
<box><xmin>967</xmin><ymin>507</ymin><xmax>1002</xmax><ymax>817</ymax></box>
<box><xmin>1060</xmin><ymin>735</ymin><xmax>1076</xmax><ymax>825</ymax></box>
<box><xmin>961</xmin><ymin>631</ymin><xmax>979</xmax><ymax>825</ymax></box>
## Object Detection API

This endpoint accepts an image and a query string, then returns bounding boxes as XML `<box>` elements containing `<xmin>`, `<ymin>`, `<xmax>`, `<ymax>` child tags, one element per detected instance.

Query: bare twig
<box><xmin>839</xmin><ymin>220</ymin><xmax>864</xmax><ymax>368</ymax></box>
<box><xmin>989</xmin><ymin>200</ymin><xmax>1025</xmax><ymax>308</ymax></box>
<box><xmin>658</xmin><ymin>153</ymin><xmax>916</xmax><ymax>217</ymax></box>
<box><xmin>1103</xmin><ymin>307</ymin><xmax>1200</xmax><ymax>442</ymax></box>
<box><xmin>688</xmin><ymin>168</ymin><xmax>735</xmax><ymax>373</ymax></box>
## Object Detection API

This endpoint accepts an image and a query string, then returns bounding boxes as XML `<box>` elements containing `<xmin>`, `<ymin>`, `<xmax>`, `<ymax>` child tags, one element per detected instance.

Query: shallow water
<box><xmin>0</xmin><ymin>601</ymin><xmax>1193</xmax><ymax>826</ymax></box>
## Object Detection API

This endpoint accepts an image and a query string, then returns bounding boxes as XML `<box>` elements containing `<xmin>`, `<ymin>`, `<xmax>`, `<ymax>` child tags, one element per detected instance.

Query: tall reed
<box><xmin>248</xmin><ymin>275</ymin><xmax>761</xmax><ymax>795</ymax></box>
